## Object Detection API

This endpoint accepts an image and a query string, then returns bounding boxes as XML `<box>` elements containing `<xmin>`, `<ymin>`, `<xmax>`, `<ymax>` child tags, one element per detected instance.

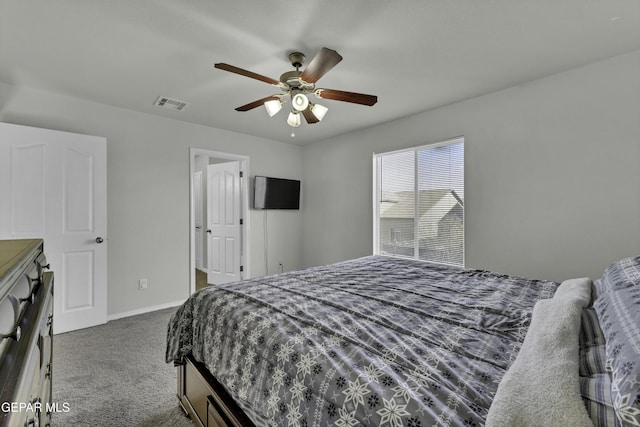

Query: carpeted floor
<box><xmin>51</xmin><ymin>308</ymin><xmax>194</xmax><ymax>426</ymax></box>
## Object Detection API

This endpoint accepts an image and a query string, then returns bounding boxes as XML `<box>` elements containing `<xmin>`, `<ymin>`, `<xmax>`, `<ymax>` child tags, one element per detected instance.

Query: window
<box><xmin>390</xmin><ymin>228</ymin><xmax>402</xmax><ymax>242</ymax></box>
<box><xmin>374</xmin><ymin>137</ymin><xmax>464</xmax><ymax>266</ymax></box>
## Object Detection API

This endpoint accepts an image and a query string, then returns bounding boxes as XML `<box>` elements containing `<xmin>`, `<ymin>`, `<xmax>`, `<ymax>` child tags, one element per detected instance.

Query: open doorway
<box><xmin>189</xmin><ymin>148</ymin><xmax>250</xmax><ymax>294</ymax></box>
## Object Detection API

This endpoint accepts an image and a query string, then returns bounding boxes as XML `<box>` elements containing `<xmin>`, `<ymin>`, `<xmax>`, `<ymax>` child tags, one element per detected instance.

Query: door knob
<box><xmin>206</xmin><ymin>229</ymin><xmax>211</xmax><ymax>234</ymax></box>
<box><xmin>96</xmin><ymin>237</ymin><xmax>104</xmax><ymax>244</ymax></box>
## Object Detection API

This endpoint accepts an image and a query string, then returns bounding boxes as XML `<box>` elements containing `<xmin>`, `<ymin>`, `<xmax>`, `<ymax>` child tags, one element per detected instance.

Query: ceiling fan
<box><xmin>214</xmin><ymin>47</ymin><xmax>377</xmax><ymax>136</ymax></box>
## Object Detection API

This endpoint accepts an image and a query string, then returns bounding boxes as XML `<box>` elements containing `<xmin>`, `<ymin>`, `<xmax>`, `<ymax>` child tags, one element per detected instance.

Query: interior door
<box><xmin>193</xmin><ymin>170</ymin><xmax>203</xmax><ymax>270</ymax></box>
<box><xmin>0</xmin><ymin>122</ymin><xmax>107</xmax><ymax>334</ymax></box>
<box><xmin>206</xmin><ymin>162</ymin><xmax>241</xmax><ymax>284</ymax></box>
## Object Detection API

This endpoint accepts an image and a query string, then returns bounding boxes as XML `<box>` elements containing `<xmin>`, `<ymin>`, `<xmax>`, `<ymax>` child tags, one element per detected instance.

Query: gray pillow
<box><xmin>594</xmin><ymin>286</ymin><xmax>640</xmax><ymax>426</ymax></box>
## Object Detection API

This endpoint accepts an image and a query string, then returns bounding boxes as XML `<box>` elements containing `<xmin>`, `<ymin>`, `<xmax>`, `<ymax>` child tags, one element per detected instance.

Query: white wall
<box><xmin>0</xmin><ymin>83</ymin><xmax>304</xmax><ymax>317</ymax></box>
<box><xmin>302</xmin><ymin>50</ymin><xmax>640</xmax><ymax>282</ymax></box>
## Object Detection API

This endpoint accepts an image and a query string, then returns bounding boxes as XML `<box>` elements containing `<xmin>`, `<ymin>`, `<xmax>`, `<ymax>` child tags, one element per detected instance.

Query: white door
<box><xmin>193</xmin><ymin>170</ymin><xmax>203</xmax><ymax>270</ymax></box>
<box><xmin>0</xmin><ymin>122</ymin><xmax>107</xmax><ymax>334</ymax></box>
<box><xmin>207</xmin><ymin>162</ymin><xmax>241</xmax><ymax>284</ymax></box>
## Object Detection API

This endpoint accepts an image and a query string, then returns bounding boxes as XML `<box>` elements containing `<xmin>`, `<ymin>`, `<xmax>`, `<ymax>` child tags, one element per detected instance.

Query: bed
<box><xmin>166</xmin><ymin>255</ymin><xmax>640</xmax><ymax>426</ymax></box>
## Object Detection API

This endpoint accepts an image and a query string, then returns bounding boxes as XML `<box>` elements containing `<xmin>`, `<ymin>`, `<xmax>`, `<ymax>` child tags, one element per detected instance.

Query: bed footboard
<box><xmin>177</xmin><ymin>354</ymin><xmax>255</xmax><ymax>427</ymax></box>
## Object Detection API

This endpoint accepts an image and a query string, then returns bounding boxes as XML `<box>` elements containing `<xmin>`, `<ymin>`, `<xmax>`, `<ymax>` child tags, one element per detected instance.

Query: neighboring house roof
<box><xmin>380</xmin><ymin>189</ymin><xmax>463</xmax><ymax>240</ymax></box>
<box><xmin>380</xmin><ymin>189</ymin><xmax>463</xmax><ymax>220</ymax></box>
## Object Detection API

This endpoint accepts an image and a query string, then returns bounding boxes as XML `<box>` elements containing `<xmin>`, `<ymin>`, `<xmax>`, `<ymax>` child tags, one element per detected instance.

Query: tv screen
<box><xmin>254</xmin><ymin>176</ymin><xmax>300</xmax><ymax>210</ymax></box>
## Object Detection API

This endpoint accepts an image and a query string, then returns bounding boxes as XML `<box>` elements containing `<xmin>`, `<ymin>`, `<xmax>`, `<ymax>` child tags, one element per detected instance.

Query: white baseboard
<box><xmin>107</xmin><ymin>299</ymin><xmax>185</xmax><ymax>322</ymax></box>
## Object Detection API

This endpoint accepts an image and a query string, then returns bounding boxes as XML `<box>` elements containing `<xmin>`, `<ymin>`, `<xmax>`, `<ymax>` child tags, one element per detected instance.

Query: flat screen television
<box><xmin>254</xmin><ymin>176</ymin><xmax>300</xmax><ymax>210</ymax></box>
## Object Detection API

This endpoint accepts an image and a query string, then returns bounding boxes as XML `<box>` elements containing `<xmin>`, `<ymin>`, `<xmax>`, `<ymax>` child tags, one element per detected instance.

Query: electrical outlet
<box><xmin>139</xmin><ymin>278</ymin><xmax>148</xmax><ymax>290</ymax></box>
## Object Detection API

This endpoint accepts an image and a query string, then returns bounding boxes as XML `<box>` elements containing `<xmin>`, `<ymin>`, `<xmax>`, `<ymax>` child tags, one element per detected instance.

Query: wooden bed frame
<box><xmin>177</xmin><ymin>354</ymin><xmax>256</xmax><ymax>427</ymax></box>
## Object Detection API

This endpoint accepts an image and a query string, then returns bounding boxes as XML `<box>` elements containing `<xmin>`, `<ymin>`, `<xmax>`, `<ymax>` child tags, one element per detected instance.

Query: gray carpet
<box><xmin>51</xmin><ymin>308</ymin><xmax>194</xmax><ymax>426</ymax></box>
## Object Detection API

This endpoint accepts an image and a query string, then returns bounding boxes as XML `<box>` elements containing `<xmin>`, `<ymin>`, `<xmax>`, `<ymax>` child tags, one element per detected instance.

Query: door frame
<box><xmin>193</xmin><ymin>169</ymin><xmax>203</xmax><ymax>270</ymax></box>
<box><xmin>189</xmin><ymin>148</ymin><xmax>250</xmax><ymax>294</ymax></box>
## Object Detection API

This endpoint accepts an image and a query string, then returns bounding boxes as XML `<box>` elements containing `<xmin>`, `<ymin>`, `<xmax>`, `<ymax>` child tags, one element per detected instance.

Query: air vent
<box><xmin>154</xmin><ymin>96</ymin><xmax>189</xmax><ymax>111</ymax></box>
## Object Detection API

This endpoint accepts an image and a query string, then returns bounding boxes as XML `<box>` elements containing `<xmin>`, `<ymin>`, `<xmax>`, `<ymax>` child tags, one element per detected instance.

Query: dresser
<box><xmin>0</xmin><ymin>239</ymin><xmax>53</xmax><ymax>427</ymax></box>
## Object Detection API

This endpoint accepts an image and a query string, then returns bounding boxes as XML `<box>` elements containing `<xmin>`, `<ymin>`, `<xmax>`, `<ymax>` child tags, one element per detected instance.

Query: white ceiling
<box><xmin>1</xmin><ymin>0</ymin><xmax>639</xmax><ymax>145</ymax></box>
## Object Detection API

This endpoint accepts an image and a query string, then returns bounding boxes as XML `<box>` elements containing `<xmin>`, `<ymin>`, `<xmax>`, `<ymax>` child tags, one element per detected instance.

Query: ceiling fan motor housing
<box><xmin>280</xmin><ymin>70</ymin><xmax>315</xmax><ymax>93</ymax></box>
<box><xmin>282</xmin><ymin>52</ymin><xmax>316</xmax><ymax>92</ymax></box>
<box><xmin>288</xmin><ymin>51</ymin><xmax>306</xmax><ymax>68</ymax></box>
<box><xmin>280</xmin><ymin>70</ymin><xmax>303</xmax><ymax>87</ymax></box>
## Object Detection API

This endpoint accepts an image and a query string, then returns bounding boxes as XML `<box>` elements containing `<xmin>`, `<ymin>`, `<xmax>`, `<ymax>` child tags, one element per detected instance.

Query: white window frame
<box><xmin>373</xmin><ymin>136</ymin><xmax>465</xmax><ymax>266</ymax></box>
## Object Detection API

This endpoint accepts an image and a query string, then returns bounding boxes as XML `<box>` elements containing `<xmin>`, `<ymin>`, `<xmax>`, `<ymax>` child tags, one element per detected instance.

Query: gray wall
<box><xmin>0</xmin><ymin>48</ymin><xmax>638</xmax><ymax>319</ymax></box>
<box><xmin>0</xmin><ymin>83</ymin><xmax>304</xmax><ymax>317</ymax></box>
<box><xmin>302</xmin><ymin>49</ymin><xmax>640</xmax><ymax>282</ymax></box>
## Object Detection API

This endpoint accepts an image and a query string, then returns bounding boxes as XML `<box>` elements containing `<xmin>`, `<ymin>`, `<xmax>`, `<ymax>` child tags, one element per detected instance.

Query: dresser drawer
<box><xmin>207</xmin><ymin>395</ymin><xmax>233</xmax><ymax>427</ymax></box>
<box><xmin>0</xmin><ymin>292</ymin><xmax>20</xmax><ymax>360</ymax></box>
<box><xmin>0</xmin><ymin>239</ymin><xmax>53</xmax><ymax>427</ymax></box>
<box><xmin>9</xmin><ymin>261</ymin><xmax>39</xmax><ymax>302</ymax></box>
<box><xmin>39</xmin><ymin>375</ymin><xmax>52</xmax><ymax>426</ymax></box>
<box><xmin>0</xmin><ymin>240</ymin><xmax>43</xmax><ymax>362</ymax></box>
<box><xmin>178</xmin><ymin>356</ymin><xmax>254</xmax><ymax>427</ymax></box>
<box><xmin>1</xmin><ymin>343</ymin><xmax>40</xmax><ymax>427</ymax></box>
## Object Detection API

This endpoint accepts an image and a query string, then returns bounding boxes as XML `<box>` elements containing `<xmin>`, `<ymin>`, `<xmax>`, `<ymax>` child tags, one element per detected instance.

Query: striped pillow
<box><xmin>579</xmin><ymin>308</ymin><xmax>619</xmax><ymax>427</ymax></box>
<box><xmin>594</xmin><ymin>287</ymin><xmax>640</xmax><ymax>426</ymax></box>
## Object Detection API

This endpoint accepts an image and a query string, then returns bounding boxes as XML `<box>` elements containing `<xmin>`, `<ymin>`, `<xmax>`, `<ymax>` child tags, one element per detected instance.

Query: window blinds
<box><xmin>375</xmin><ymin>138</ymin><xmax>464</xmax><ymax>266</ymax></box>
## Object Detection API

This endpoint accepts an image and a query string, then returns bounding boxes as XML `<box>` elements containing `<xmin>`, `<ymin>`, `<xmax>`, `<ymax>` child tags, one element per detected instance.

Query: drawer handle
<box><xmin>24</xmin><ymin>398</ymin><xmax>40</xmax><ymax>426</ymax></box>
<box><xmin>19</xmin><ymin>274</ymin><xmax>40</xmax><ymax>304</ymax></box>
<box><xmin>26</xmin><ymin>273</ymin><xmax>40</xmax><ymax>288</ymax></box>
<box><xmin>1</xmin><ymin>325</ymin><xmax>21</xmax><ymax>342</ymax></box>
<box><xmin>20</xmin><ymin>292</ymin><xmax>35</xmax><ymax>304</ymax></box>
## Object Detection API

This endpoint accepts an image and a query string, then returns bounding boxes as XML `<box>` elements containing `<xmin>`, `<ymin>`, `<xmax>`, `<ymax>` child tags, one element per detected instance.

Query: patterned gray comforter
<box><xmin>166</xmin><ymin>256</ymin><xmax>558</xmax><ymax>426</ymax></box>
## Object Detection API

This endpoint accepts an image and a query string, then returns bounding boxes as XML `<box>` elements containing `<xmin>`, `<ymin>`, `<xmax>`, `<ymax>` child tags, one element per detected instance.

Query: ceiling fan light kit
<box><xmin>292</xmin><ymin>92</ymin><xmax>309</xmax><ymax>111</ymax></box>
<box><xmin>264</xmin><ymin>99</ymin><xmax>283</xmax><ymax>117</ymax></box>
<box><xmin>310</xmin><ymin>103</ymin><xmax>328</xmax><ymax>121</ymax></box>
<box><xmin>287</xmin><ymin>111</ymin><xmax>301</xmax><ymax>128</ymax></box>
<box><xmin>214</xmin><ymin>47</ymin><xmax>377</xmax><ymax>137</ymax></box>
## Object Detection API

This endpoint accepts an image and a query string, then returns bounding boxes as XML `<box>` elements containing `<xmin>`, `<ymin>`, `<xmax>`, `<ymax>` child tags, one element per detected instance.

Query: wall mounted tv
<box><xmin>254</xmin><ymin>176</ymin><xmax>300</xmax><ymax>210</ymax></box>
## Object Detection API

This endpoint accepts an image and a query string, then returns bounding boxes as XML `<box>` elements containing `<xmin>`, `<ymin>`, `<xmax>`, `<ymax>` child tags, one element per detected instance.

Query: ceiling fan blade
<box><xmin>301</xmin><ymin>107</ymin><xmax>319</xmax><ymax>124</ymax></box>
<box><xmin>315</xmin><ymin>89</ymin><xmax>377</xmax><ymax>106</ymax></box>
<box><xmin>235</xmin><ymin>95</ymin><xmax>280</xmax><ymax>112</ymax></box>
<box><xmin>215</xmin><ymin>63</ymin><xmax>280</xmax><ymax>86</ymax></box>
<box><xmin>300</xmin><ymin>47</ymin><xmax>343</xmax><ymax>84</ymax></box>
